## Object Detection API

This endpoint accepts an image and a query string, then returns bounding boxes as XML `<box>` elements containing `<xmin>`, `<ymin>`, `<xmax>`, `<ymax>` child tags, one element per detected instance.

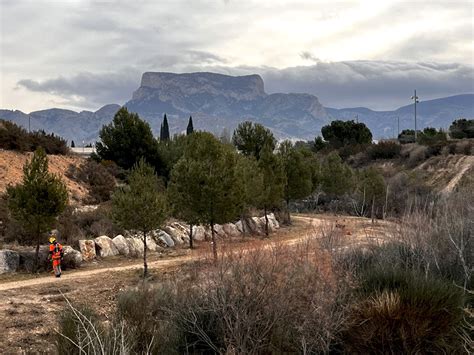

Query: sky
<box><xmin>1</xmin><ymin>0</ymin><xmax>473</xmax><ymax>112</ymax></box>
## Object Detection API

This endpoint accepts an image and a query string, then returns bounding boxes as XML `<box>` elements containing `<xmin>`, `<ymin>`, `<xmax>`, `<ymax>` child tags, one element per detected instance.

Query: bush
<box><xmin>0</xmin><ymin>120</ymin><xmax>68</xmax><ymax>154</ymax></box>
<box><xmin>343</xmin><ymin>268</ymin><xmax>468</xmax><ymax>354</ymax></box>
<box><xmin>367</xmin><ymin>141</ymin><xmax>401</xmax><ymax>160</ymax></box>
<box><xmin>67</xmin><ymin>160</ymin><xmax>116</xmax><ymax>204</ymax></box>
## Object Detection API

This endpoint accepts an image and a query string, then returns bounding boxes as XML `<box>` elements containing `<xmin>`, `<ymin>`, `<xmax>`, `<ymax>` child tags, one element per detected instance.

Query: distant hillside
<box><xmin>326</xmin><ymin>94</ymin><xmax>474</xmax><ymax>139</ymax></box>
<box><xmin>0</xmin><ymin>71</ymin><xmax>472</xmax><ymax>142</ymax></box>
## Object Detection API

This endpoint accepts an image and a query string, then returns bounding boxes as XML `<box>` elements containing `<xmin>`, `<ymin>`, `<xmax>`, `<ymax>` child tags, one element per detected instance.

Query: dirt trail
<box><xmin>0</xmin><ymin>214</ymin><xmax>393</xmax><ymax>353</ymax></box>
<box><xmin>441</xmin><ymin>155</ymin><xmax>474</xmax><ymax>194</ymax></box>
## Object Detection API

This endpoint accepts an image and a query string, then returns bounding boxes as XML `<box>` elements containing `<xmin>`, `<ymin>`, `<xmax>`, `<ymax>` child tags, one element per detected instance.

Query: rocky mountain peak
<box><xmin>136</xmin><ymin>72</ymin><xmax>266</xmax><ymax>101</ymax></box>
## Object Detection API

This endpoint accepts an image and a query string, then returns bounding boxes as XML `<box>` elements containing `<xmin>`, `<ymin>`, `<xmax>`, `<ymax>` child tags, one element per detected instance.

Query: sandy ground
<box><xmin>0</xmin><ymin>214</ymin><xmax>394</xmax><ymax>354</ymax></box>
<box><xmin>0</xmin><ymin>150</ymin><xmax>88</xmax><ymax>202</ymax></box>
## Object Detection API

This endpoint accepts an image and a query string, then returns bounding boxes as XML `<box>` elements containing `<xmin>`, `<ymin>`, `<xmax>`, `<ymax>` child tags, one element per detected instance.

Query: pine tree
<box><xmin>71</xmin><ymin>140</ymin><xmax>75</xmax><ymax>148</ymax></box>
<box><xmin>232</xmin><ymin>121</ymin><xmax>276</xmax><ymax>160</ymax></box>
<box><xmin>7</xmin><ymin>148</ymin><xmax>68</xmax><ymax>271</ymax></box>
<box><xmin>278</xmin><ymin>140</ymin><xmax>312</xmax><ymax>224</ymax></box>
<box><xmin>112</xmin><ymin>158</ymin><xmax>167</xmax><ymax>277</ymax></box>
<box><xmin>186</xmin><ymin>116</ymin><xmax>194</xmax><ymax>135</ymax></box>
<box><xmin>169</xmin><ymin>132</ymin><xmax>240</xmax><ymax>262</ymax></box>
<box><xmin>161</xmin><ymin>114</ymin><xmax>170</xmax><ymax>141</ymax></box>
<box><xmin>258</xmin><ymin>144</ymin><xmax>284</xmax><ymax>236</ymax></box>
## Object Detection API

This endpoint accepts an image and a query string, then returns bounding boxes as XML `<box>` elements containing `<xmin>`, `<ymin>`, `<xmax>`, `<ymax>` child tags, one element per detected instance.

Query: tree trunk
<box><xmin>264</xmin><ymin>206</ymin><xmax>269</xmax><ymax>238</ymax></box>
<box><xmin>34</xmin><ymin>233</ymin><xmax>40</xmax><ymax>273</ymax></box>
<box><xmin>143</xmin><ymin>231</ymin><xmax>148</xmax><ymax>277</ymax></box>
<box><xmin>286</xmin><ymin>197</ymin><xmax>291</xmax><ymax>225</ymax></box>
<box><xmin>189</xmin><ymin>224</ymin><xmax>194</xmax><ymax>249</ymax></box>
<box><xmin>211</xmin><ymin>222</ymin><xmax>217</xmax><ymax>263</ymax></box>
<box><xmin>371</xmin><ymin>196</ymin><xmax>375</xmax><ymax>224</ymax></box>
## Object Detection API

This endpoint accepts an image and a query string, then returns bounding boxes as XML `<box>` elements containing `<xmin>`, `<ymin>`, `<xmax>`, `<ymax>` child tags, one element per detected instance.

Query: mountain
<box><xmin>326</xmin><ymin>94</ymin><xmax>474</xmax><ymax>139</ymax></box>
<box><xmin>0</xmin><ymin>71</ymin><xmax>472</xmax><ymax>143</ymax></box>
<box><xmin>125</xmin><ymin>72</ymin><xmax>329</xmax><ymax>139</ymax></box>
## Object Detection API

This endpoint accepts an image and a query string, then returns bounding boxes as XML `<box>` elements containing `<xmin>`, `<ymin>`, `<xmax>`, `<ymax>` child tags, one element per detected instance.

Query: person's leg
<box><xmin>53</xmin><ymin>260</ymin><xmax>61</xmax><ymax>277</ymax></box>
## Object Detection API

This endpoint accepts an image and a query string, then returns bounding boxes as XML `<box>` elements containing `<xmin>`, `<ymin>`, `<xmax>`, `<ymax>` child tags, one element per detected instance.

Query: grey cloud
<box><xmin>17</xmin><ymin>60</ymin><xmax>474</xmax><ymax>111</ymax></box>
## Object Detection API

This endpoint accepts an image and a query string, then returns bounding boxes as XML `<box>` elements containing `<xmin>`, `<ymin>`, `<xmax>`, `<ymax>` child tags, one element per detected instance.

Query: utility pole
<box><xmin>411</xmin><ymin>90</ymin><xmax>419</xmax><ymax>141</ymax></box>
<box><xmin>397</xmin><ymin>116</ymin><xmax>400</xmax><ymax>138</ymax></box>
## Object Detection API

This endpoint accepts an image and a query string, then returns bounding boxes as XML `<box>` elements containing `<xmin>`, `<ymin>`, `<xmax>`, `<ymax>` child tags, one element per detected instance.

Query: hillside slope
<box><xmin>0</xmin><ymin>150</ymin><xmax>88</xmax><ymax>203</ymax></box>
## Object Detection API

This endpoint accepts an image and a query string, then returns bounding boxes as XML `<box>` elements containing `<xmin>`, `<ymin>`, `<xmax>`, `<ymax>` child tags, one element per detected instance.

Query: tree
<box><xmin>96</xmin><ymin>107</ymin><xmax>162</xmax><ymax>171</ymax></box>
<box><xmin>417</xmin><ymin>127</ymin><xmax>447</xmax><ymax>145</ymax></box>
<box><xmin>355</xmin><ymin>167</ymin><xmax>386</xmax><ymax>220</ymax></box>
<box><xmin>321</xmin><ymin>120</ymin><xmax>372</xmax><ymax>148</ymax></box>
<box><xmin>232</xmin><ymin>121</ymin><xmax>276</xmax><ymax>160</ymax></box>
<box><xmin>186</xmin><ymin>116</ymin><xmax>194</xmax><ymax>135</ymax></box>
<box><xmin>71</xmin><ymin>140</ymin><xmax>75</xmax><ymax>148</ymax></box>
<box><xmin>234</xmin><ymin>155</ymin><xmax>264</xmax><ymax>235</ymax></box>
<box><xmin>169</xmin><ymin>132</ymin><xmax>240</xmax><ymax>261</ymax></box>
<box><xmin>158</xmin><ymin>134</ymin><xmax>189</xmax><ymax>184</ymax></box>
<box><xmin>278</xmin><ymin>141</ymin><xmax>312</xmax><ymax>224</ymax></box>
<box><xmin>449</xmin><ymin>119</ymin><xmax>474</xmax><ymax>139</ymax></box>
<box><xmin>258</xmin><ymin>144</ymin><xmax>284</xmax><ymax>236</ymax></box>
<box><xmin>312</xmin><ymin>136</ymin><xmax>328</xmax><ymax>152</ymax></box>
<box><xmin>398</xmin><ymin>129</ymin><xmax>416</xmax><ymax>144</ymax></box>
<box><xmin>320</xmin><ymin>152</ymin><xmax>353</xmax><ymax>197</ymax></box>
<box><xmin>7</xmin><ymin>148</ymin><xmax>68</xmax><ymax>271</ymax></box>
<box><xmin>160</xmin><ymin>114</ymin><xmax>170</xmax><ymax>141</ymax></box>
<box><xmin>112</xmin><ymin>159</ymin><xmax>167</xmax><ymax>277</ymax></box>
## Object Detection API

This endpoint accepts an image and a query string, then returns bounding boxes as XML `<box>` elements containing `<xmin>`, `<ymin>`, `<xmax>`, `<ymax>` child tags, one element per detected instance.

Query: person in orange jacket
<box><xmin>48</xmin><ymin>235</ymin><xmax>64</xmax><ymax>278</ymax></box>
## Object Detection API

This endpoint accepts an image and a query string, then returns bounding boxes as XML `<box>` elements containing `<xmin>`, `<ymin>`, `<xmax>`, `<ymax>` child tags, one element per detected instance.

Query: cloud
<box><xmin>16</xmin><ymin>60</ymin><xmax>474</xmax><ymax>111</ymax></box>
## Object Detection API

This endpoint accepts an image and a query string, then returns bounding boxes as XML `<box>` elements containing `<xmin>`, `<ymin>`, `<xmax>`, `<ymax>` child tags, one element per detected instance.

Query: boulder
<box><xmin>62</xmin><ymin>246</ymin><xmax>82</xmax><ymax>269</ymax></box>
<box><xmin>79</xmin><ymin>240</ymin><xmax>97</xmax><ymax>261</ymax></box>
<box><xmin>113</xmin><ymin>235</ymin><xmax>130</xmax><ymax>256</ymax></box>
<box><xmin>235</xmin><ymin>220</ymin><xmax>244</xmax><ymax>233</ymax></box>
<box><xmin>163</xmin><ymin>226</ymin><xmax>186</xmax><ymax>244</ymax></box>
<box><xmin>268</xmin><ymin>213</ymin><xmax>280</xmax><ymax>229</ymax></box>
<box><xmin>0</xmin><ymin>250</ymin><xmax>20</xmax><ymax>274</ymax></box>
<box><xmin>223</xmin><ymin>223</ymin><xmax>241</xmax><ymax>237</ymax></box>
<box><xmin>157</xmin><ymin>230</ymin><xmax>175</xmax><ymax>247</ymax></box>
<box><xmin>213</xmin><ymin>224</ymin><xmax>226</xmax><ymax>237</ymax></box>
<box><xmin>192</xmin><ymin>226</ymin><xmax>206</xmax><ymax>241</ymax></box>
<box><xmin>249</xmin><ymin>217</ymin><xmax>264</xmax><ymax>234</ymax></box>
<box><xmin>18</xmin><ymin>247</ymin><xmax>49</xmax><ymax>272</ymax></box>
<box><xmin>145</xmin><ymin>235</ymin><xmax>158</xmax><ymax>252</ymax></box>
<box><xmin>94</xmin><ymin>236</ymin><xmax>120</xmax><ymax>258</ymax></box>
<box><xmin>127</xmin><ymin>238</ymin><xmax>144</xmax><ymax>257</ymax></box>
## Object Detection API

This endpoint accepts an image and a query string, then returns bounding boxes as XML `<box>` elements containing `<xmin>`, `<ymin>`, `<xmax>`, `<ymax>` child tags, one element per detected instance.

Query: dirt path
<box><xmin>0</xmin><ymin>214</ymin><xmax>394</xmax><ymax>353</ymax></box>
<box><xmin>441</xmin><ymin>155</ymin><xmax>474</xmax><ymax>194</ymax></box>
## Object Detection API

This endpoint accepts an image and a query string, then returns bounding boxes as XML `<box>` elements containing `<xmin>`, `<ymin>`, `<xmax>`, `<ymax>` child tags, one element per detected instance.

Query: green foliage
<box><xmin>312</xmin><ymin>135</ymin><xmax>328</xmax><ymax>152</ymax></box>
<box><xmin>169</xmin><ymin>132</ymin><xmax>241</xmax><ymax>258</ymax></box>
<box><xmin>417</xmin><ymin>127</ymin><xmax>447</xmax><ymax>146</ymax></box>
<box><xmin>158</xmin><ymin>134</ymin><xmax>189</xmax><ymax>183</ymax></box>
<box><xmin>96</xmin><ymin>107</ymin><xmax>162</xmax><ymax>171</ymax></box>
<box><xmin>355</xmin><ymin>167</ymin><xmax>386</xmax><ymax>215</ymax></box>
<box><xmin>449</xmin><ymin>118</ymin><xmax>474</xmax><ymax>139</ymax></box>
<box><xmin>0</xmin><ymin>119</ymin><xmax>68</xmax><ymax>154</ymax></box>
<box><xmin>112</xmin><ymin>159</ymin><xmax>167</xmax><ymax>275</ymax></box>
<box><xmin>278</xmin><ymin>141</ymin><xmax>312</xmax><ymax>221</ymax></box>
<box><xmin>186</xmin><ymin>115</ymin><xmax>194</xmax><ymax>135</ymax></box>
<box><xmin>66</xmin><ymin>160</ymin><xmax>116</xmax><ymax>204</ymax></box>
<box><xmin>234</xmin><ymin>154</ymin><xmax>264</xmax><ymax>217</ymax></box>
<box><xmin>7</xmin><ymin>148</ymin><xmax>68</xmax><ymax>270</ymax></box>
<box><xmin>232</xmin><ymin>121</ymin><xmax>276</xmax><ymax>160</ymax></box>
<box><xmin>367</xmin><ymin>141</ymin><xmax>401</xmax><ymax>160</ymax></box>
<box><xmin>258</xmin><ymin>144</ymin><xmax>284</xmax><ymax>233</ymax></box>
<box><xmin>160</xmin><ymin>113</ymin><xmax>170</xmax><ymax>141</ymax></box>
<box><xmin>398</xmin><ymin>129</ymin><xmax>416</xmax><ymax>144</ymax></box>
<box><xmin>320</xmin><ymin>152</ymin><xmax>353</xmax><ymax>197</ymax></box>
<box><xmin>344</xmin><ymin>268</ymin><xmax>467</xmax><ymax>354</ymax></box>
<box><xmin>321</xmin><ymin>120</ymin><xmax>372</xmax><ymax>148</ymax></box>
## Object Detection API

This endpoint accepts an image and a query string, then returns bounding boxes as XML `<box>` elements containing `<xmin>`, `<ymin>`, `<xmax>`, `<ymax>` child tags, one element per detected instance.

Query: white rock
<box><xmin>62</xmin><ymin>246</ymin><xmax>83</xmax><ymax>268</ymax></box>
<box><xmin>192</xmin><ymin>226</ymin><xmax>206</xmax><ymax>241</ymax></box>
<box><xmin>158</xmin><ymin>230</ymin><xmax>175</xmax><ymax>247</ymax></box>
<box><xmin>223</xmin><ymin>223</ymin><xmax>241</xmax><ymax>237</ymax></box>
<box><xmin>94</xmin><ymin>236</ymin><xmax>120</xmax><ymax>258</ymax></box>
<box><xmin>0</xmin><ymin>250</ymin><xmax>20</xmax><ymax>274</ymax></box>
<box><xmin>268</xmin><ymin>213</ymin><xmax>280</xmax><ymax>229</ymax></box>
<box><xmin>249</xmin><ymin>217</ymin><xmax>264</xmax><ymax>234</ymax></box>
<box><xmin>113</xmin><ymin>235</ymin><xmax>130</xmax><ymax>256</ymax></box>
<box><xmin>213</xmin><ymin>224</ymin><xmax>226</xmax><ymax>237</ymax></box>
<box><xmin>235</xmin><ymin>220</ymin><xmax>244</xmax><ymax>233</ymax></box>
<box><xmin>127</xmin><ymin>237</ymin><xmax>144</xmax><ymax>257</ymax></box>
<box><xmin>78</xmin><ymin>240</ymin><xmax>96</xmax><ymax>261</ymax></box>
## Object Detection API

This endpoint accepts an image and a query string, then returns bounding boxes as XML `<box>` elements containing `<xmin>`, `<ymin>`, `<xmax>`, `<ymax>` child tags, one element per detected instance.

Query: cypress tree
<box><xmin>159</xmin><ymin>122</ymin><xmax>163</xmax><ymax>141</ymax></box>
<box><xmin>186</xmin><ymin>116</ymin><xmax>194</xmax><ymax>135</ymax></box>
<box><xmin>161</xmin><ymin>114</ymin><xmax>170</xmax><ymax>141</ymax></box>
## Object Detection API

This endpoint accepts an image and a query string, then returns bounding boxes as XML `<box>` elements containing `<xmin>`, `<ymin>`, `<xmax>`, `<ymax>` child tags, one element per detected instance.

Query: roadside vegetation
<box><xmin>0</xmin><ymin>110</ymin><xmax>472</xmax><ymax>353</ymax></box>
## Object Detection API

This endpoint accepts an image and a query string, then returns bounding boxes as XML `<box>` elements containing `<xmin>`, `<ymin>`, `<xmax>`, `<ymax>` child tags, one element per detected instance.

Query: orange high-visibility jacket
<box><xmin>49</xmin><ymin>243</ymin><xmax>64</xmax><ymax>265</ymax></box>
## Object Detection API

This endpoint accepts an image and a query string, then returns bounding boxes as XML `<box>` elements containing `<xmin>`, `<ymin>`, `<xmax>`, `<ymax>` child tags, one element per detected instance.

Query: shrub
<box><xmin>449</xmin><ymin>118</ymin><xmax>474</xmax><ymax>139</ymax></box>
<box><xmin>67</xmin><ymin>160</ymin><xmax>116</xmax><ymax>203</ymax></box>
<box><xmin>343</xmin><ymin>268</ymin><xmax>468</xmax><ymax>354</ymax></box>
<box><xmin>0</xmin><ymin>120</ymin><xmax>68</xmax><ymax>154</ymax></box>
<box><xmin>367</xmin><ymin>141</ymin><xmax>401</xmax><ymax>160</ymax></box>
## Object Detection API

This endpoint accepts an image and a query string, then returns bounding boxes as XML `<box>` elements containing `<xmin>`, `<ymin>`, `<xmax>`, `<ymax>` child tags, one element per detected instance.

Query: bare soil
<box><xmin>0</xmin><ymin>214</ymin><xmax>394</xmax><ymax>354</ymax></box>
<box><xmin>0</xmin><ymin>150</ymin><xmax>88</xmax><ymax>203</ymax></box>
